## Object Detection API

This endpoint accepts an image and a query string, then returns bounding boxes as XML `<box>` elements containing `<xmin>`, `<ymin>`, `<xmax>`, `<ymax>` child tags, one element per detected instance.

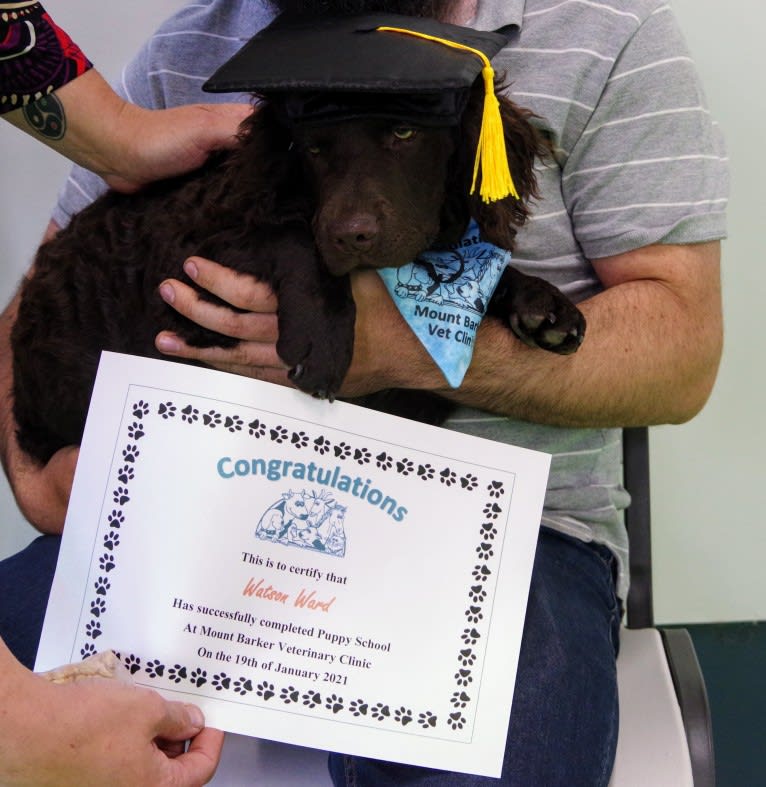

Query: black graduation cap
<box><xmin>203</xmin><ymin>13</ymin><xmax>517</xmax><ymax>202</ymax></box>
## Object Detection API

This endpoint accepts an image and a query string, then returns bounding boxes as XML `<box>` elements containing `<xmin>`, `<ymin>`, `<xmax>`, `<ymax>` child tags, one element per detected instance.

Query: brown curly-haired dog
<box><xmin>12</xmin><ymin>81</ymin><xmax>585</xmax><ymax>464</ymax></box>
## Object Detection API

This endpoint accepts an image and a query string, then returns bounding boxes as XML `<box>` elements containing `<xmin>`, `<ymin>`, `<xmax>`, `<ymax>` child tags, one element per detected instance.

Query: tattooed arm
<box><xmin>2</xmin><ymin>4</ymin><xmax>248</xmax><ymax>190</ymax></box>
<box><xmin>3</xmin><ymin>69</ymin><xmax>250</xmax><ymax>193</ymax></box>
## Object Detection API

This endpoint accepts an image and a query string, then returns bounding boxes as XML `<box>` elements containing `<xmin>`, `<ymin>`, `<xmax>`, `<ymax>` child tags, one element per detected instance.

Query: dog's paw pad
<box><xmin>509</xmin><ymin>298</ymin><xmax>585</xmax><ymax>354</ymax></box>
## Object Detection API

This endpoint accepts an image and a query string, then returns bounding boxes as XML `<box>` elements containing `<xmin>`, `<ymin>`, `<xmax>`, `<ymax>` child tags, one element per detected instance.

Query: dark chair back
<box><xmin>623</xmin><ymin>426</ymin><xmax>654</xmax><ymax>628</ymax></box>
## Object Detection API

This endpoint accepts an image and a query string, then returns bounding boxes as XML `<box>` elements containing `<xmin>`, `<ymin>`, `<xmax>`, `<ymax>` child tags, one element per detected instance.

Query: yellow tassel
<box><xmin>376</xmin><ymin>25</ymin><xmax>518</xmax><ymax>203</ymax></box>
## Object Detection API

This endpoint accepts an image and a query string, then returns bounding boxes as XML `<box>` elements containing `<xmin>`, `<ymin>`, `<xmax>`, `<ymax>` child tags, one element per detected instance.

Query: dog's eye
<box><xmin>392</xmin><ymin>127</ymin><xmax>417</xmax><ymax>140</ymax></box>
<box><xmin>307</xmin><ymin>144</ymin><xmax>321</xmax><ymax>155</ymax></box>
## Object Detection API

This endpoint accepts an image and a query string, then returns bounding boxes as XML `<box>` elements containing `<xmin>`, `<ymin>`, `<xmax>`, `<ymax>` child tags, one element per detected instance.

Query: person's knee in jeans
<box><xmin>0</xmin><ymin>535</ymin><xmax>61</xmax><ymax>668</ymax></box>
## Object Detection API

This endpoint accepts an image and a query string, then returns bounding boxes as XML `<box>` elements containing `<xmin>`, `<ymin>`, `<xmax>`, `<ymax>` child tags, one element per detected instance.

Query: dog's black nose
<box><xmin>331</xmin><ymin>214</ymin><xmax>378</xmax><ymax>253</ymax></box>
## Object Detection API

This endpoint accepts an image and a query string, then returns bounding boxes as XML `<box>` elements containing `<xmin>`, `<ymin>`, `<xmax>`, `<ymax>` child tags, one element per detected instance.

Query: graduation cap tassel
<box><xmin>376</xmin><ymin>25</ymin><xmax>518</xmax><ymax>203</ymax></box>
<box><xmin>473</xmin><ymin>64</ymin><xmax>519</xmax><ymax>202</ymax></box>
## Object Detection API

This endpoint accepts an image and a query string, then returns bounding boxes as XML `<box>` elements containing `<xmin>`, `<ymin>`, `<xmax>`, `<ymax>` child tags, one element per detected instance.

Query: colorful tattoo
<box><xmin>1</xmin><ymin>1</ymin><xmax>92</xmax><ymax>115</ymax></box>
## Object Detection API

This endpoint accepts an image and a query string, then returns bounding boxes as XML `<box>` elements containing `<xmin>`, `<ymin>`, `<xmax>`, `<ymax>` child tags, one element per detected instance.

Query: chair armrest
<box><xmin>659</xmin><ymin>627</ymin><xmax>716</xmax><ymax>787</ymax></box>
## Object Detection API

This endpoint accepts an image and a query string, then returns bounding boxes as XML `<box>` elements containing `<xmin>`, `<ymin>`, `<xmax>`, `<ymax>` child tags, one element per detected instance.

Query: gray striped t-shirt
<box><xmin>51</xmin><ymin>0</ymin><xmax>729</xmax><ymax>599</ymax></box>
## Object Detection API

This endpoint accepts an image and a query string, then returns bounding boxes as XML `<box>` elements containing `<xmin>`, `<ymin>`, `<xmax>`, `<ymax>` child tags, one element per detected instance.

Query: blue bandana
<box><xmin>377</xmin><ymin>220</ymin><xmax>510</xmax><ymax>387</ymax></box>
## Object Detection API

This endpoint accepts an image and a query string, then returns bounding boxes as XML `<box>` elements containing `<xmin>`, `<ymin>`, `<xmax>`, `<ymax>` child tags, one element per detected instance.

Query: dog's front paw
<box><xmin>278</xmin><ymin>304</ymin><xmax>356</xmax><ymax>401</ymax></box>
<box><xmin>287</xmin><ymin>350</ymin><xmax>347</xmax><ymax>400</ymax></box>
<box><xmin>492</xmin><ymin>269</ymin><xmax>586</xmax><ymax>355</ymax></box>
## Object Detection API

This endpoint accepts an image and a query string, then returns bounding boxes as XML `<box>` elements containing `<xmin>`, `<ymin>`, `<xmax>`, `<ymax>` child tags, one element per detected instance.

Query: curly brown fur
<box><xmin>12</xmin><ymin>103</ymin><xmax>356</xmax><ymax>463</ymax></box>
<box><xmin>12</xmin><ymin>82</ymin><xmax>584</xmax><ymax>464</ymax></box>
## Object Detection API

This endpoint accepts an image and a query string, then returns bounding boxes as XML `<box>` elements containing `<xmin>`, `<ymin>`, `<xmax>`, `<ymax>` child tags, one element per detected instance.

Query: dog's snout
<box><xmin>331</xmin><ymin>214</ymin><xmax>378</xmax><ymax>253</ymax></box>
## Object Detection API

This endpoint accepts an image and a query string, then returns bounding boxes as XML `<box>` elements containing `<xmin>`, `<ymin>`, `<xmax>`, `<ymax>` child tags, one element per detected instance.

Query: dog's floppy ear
<box><xmin>233</xmin><ymin>100</ymin><xmax>295</xmax><ymax>159</ymax></box>
<box><xmin>448</xmin><ymin>82</ymin><xmax>549</xmax><ymax>250</ymax></box>
<box><xmin>225</xmin><ymin>100</ymin><xmax>313</xmax><ymax>217</ymax></box>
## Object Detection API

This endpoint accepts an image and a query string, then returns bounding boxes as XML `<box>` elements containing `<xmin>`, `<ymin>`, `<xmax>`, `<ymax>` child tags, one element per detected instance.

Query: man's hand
<box><xmin>155</xmin><ymin>256</ymin><xmax>290</xmax><ymax>385</ymax></box>
<box><xmin>155</xmin><ymin>256</ymin><xmax>443</xmax><ymax>396</ymax></box>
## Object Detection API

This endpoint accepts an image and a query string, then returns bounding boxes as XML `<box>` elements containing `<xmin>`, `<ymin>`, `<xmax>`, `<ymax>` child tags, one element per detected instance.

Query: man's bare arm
<box><xmin>156</xmin><ymin>241</ymin><xmax>722</xmax><ymax>428</ymax></box>
<box><xmin>404</xmin><ymin>240</ymin><xmax>723</xmax><ymax>427</ymax></box>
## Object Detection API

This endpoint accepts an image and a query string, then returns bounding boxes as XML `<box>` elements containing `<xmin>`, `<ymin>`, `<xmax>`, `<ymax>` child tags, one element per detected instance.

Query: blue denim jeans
<box><xmin>328</xmin><ymin>528</ymin><xmax>622</xmax><ymax>787</ymax></box>
<box><xmin>0</xmin><ymin>534</ymin><xmax>61</xmax><ymax>669</ymax></box>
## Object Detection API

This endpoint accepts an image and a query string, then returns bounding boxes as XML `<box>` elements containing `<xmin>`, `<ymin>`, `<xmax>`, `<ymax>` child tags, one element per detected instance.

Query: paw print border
<box><xmin>78</xmin><ymin>389</ymin><xmax>514</xmax><ymax>740</ymax></box>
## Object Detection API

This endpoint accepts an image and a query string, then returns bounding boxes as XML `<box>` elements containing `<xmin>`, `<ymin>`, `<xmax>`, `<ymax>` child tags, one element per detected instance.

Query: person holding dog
<box><xmin>1</xmin><ymin>1</ymin><xmax>249</xmax><ymax>192</ymax></box>
<box><xmin>0</xmin><ymin>0</ymin><xmax>726</xmax><ymax>785</ymax></box>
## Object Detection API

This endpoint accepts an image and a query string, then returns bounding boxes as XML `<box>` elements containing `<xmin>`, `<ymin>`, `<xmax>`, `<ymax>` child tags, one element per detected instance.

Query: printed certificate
<box><xmin>36</xmin><ymin>352</ymin><xmax>550</xmax><ymax>777</ymax></box>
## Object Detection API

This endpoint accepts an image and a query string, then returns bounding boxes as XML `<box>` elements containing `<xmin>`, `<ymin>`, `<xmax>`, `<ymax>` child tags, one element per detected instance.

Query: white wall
<box><xmin>650</xmin><ymin>0</ymin><xmax>766</xmax><ymax>623</ymax></box>
<box><xmin>1</xmin><ymin>0</ymin><xmax>764</xmax><ymax>624</ymax></box>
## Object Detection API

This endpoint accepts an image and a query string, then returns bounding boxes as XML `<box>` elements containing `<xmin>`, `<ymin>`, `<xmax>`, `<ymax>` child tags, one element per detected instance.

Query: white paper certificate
<box><xmin>36</xmin><ymin>352</ymin><xmax>550</xmax><ymax>778</ymax></box>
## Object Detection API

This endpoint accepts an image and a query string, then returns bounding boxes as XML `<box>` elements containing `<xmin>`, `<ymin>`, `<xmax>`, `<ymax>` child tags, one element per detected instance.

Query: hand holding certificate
<box><xmin>36</xmin><ymin>353</ymin><xmax>550</xmax><ymax>777</ymax></box>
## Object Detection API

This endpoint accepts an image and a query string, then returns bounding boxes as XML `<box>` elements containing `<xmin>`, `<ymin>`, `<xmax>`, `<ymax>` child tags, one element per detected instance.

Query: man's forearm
<box><xmin>444</xmin><ymin>282</ymin><xmax>718</xmax><ymax>427</ymax></box>
<box><xmin>149</xmin><ymin>241</ymin><xmax>723</xmax><ymax>430</ymax></box>
<box><xmin>348</xmin><ymin>241</ymin><xmax>723</xmax><ymax>428</ymax></box>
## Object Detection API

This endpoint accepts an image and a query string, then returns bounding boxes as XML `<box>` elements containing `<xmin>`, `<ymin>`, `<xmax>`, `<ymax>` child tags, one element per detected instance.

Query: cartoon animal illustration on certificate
<box><xmin>256</xmin><ymin>488</ymin><xmax>347</xmax><ymax>556</ymax></box>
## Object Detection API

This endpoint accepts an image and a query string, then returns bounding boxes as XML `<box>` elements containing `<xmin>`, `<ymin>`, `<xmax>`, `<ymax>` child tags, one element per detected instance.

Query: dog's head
<box><xmin>235</xmin><ymin>78</ymin><xmax>547</xmax><ymax>276</ymax></box>
<box><xmin>292</xmin><ymin>115</ymin><xmax>457</xmax><ymax>275</ymax></box>
<box><xmin>210</xmin><ymin>15</ymin><xmax>547</xmax><ymax>274</ymax></box>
